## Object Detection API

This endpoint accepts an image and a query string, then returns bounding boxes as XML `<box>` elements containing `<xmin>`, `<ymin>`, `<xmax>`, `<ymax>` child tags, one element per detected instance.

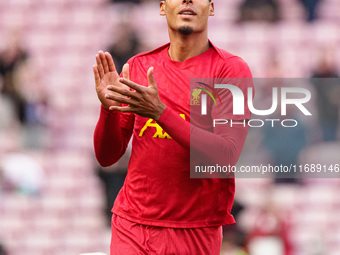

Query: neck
<box><xmin>168</xmin><ymin>30</ymin><xmax>210</xmax><ymax>62</ymax></box>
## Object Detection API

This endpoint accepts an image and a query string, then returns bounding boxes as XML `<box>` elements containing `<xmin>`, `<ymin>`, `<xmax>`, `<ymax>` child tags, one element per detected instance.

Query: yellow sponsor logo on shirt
<box><xmin>139</xmin><ymin>114</ymin><xmax>186</xmax><ymax>139</ymax></box>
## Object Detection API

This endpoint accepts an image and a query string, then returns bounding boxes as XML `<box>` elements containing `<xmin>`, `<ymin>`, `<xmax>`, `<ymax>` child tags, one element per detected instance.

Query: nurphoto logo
<box><xmin>191</xmin><ymin>79</ymin><xmax>312</xmax><ymax>128</ymax></box>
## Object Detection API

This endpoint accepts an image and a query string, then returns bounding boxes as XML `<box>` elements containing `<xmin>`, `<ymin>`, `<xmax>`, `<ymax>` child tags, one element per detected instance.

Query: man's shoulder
<box><xmin>128</xmin><ymin>43</ymin><xmax>170</xmax><ymax>64</ymax></box>
<box><xmin>210</xmin><ymin>41</ymin><xmax>252</xmax><ymax>78</ymax></box>
<box><xmin>211</xmin><ymin>43</ymin><xmax>248</xmax><ymax>67</ymax></box>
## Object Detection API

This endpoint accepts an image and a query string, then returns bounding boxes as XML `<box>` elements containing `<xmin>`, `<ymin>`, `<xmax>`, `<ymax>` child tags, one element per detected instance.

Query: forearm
<box><xmin>190</xmin><ymin>123</ymin><xmax>248</xmax><ymax>168</ymax></box>
<box><xmin>157</xmin><ymin>107</ymin><xmax>248</xmax><ymax>166</ymax></box>
<box><xmin>157</xmin><ymin>107</ymin><xmax>190</xmax><ymax>149</ymax></box>
<box><xmin>93</xmin><ymin>105</ymin><xmax>132</xmax><ymax>167</ymax></box>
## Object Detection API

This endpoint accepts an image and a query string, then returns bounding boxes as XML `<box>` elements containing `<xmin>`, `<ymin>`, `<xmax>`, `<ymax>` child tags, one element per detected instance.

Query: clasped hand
<box><xmin>93</xmin><ymin>51</ymin><xmax>166</xmax><ymax>121</ymax></box>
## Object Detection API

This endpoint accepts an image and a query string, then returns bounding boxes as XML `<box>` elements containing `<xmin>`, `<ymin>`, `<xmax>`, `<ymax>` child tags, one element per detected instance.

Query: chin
<box><xmin>178</xmin><ymin>26</ymin><xmax>194</xmax><ymax>35</ymax></box>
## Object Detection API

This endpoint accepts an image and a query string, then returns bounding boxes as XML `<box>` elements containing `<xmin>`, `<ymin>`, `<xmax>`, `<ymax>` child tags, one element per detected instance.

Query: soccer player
<box><xmin>93</xmin><ymin>0</ymin><xmax>253</xmax><ymax>254</ymax></box>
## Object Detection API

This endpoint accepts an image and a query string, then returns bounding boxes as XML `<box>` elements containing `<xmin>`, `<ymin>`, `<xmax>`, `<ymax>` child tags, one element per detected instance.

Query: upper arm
<box><xmin>212</xmin><ymin>57</ymin><xmax>254</xmax><ymax>121</ymax></box>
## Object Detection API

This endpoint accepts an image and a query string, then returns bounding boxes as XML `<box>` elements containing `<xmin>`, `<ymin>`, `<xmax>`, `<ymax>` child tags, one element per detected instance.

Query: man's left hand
<box><xmin>105</xmin><ymin>66</ymin><xmax>167</xmax><ymax>121</ymax></box>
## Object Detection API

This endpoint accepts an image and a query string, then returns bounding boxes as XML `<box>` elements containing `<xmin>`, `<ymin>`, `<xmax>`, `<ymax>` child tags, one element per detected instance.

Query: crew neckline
<box><xmin>162</xmin><ymin>40</ymin><xmax>216</xmax><ymax>68</ymax></box>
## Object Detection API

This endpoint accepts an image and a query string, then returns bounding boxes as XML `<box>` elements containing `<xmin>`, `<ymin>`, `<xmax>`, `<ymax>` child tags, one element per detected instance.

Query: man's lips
<box><xmin>178</xmin><ymin>8</ymin><xmax>197</xmax><ymax>16</ymax></box>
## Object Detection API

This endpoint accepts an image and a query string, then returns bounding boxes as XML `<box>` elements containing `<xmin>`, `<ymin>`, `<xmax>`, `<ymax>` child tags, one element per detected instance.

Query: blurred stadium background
<box><xmin>0</xmin><ymin>0</ymin><xmax>339</xmax><ymax>254</ymax></box>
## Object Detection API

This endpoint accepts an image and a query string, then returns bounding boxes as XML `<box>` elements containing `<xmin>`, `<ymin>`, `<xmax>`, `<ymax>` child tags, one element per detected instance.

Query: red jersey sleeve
<box><xmin>93</xmin><ymin>105</ymin><xmax>134</xmax><ymax>167</ymax></box>
<box><xmin>157</xmin><ymin>56</ymin><xmax>253</xmax><ymax>169</ymax></box>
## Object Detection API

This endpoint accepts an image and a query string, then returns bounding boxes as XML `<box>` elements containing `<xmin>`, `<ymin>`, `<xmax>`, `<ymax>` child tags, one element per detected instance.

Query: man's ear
<box><xmin>160</xmin><ymin>1</ymin><xmax>166</xmax><ymax>16</ymax></box>
<box><xmin>209</xmin><ymin>2</ymin><xmax>214</xmax><ymax>16</ymax></box>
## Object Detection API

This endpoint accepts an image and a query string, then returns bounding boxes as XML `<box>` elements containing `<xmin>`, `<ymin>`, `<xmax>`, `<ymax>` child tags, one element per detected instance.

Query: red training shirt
<box><xmin>94</xmin><ymin>41</ymin><xmax>253</xmax><ymax>228</ymax></box>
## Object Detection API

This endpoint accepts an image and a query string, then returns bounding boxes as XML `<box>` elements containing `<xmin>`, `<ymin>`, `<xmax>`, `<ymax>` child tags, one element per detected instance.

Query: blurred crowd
<box><xmin>238</xmin><ymin>0</ymin><xmax>322</xmax><ymax>22</ymax></box>
<box><xmin>0</xmin><ymin>0</ymin><xmax>339</xmax><ymax>254</ymax></box>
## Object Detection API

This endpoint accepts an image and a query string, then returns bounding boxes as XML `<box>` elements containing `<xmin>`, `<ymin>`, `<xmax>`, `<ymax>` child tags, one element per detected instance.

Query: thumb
<box><xmin>122</xmin><ymin>63</ymin><xmax>130</xmax><ymax>80</ymax></box>
<box><xmin>93</xmin><ymin>65</ymin><xmax>100</xmax><ymax>87</ymax></box>
<box><xmin>147</xmin><ymin>67</ymin><xmax>157</xmax><ymax>90</ymax></box>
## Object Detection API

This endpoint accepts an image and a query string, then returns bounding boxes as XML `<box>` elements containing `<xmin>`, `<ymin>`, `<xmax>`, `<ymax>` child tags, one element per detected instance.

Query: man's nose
<box><xmin>183</xmin><ymin>0</ymin><xmax>193</xmax><ymax>4</ymax></box>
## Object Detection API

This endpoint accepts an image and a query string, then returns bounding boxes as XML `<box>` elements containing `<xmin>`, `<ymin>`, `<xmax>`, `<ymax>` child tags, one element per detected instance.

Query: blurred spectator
<box><xmin>96</xmin><ymin>143</ymin><xmax>131</xmax><ymax>227</ymax></box>
<box><xmin>262</xmin><ymin>111</ymin><xmax>307</xmax><ymax>184</ymax></box>
<box><xmin>107</xmin><ymin>22</ymin><xmax>142</xmax><ymax>74</ymax></box>
<box><xmin>0</xmin><ymin>30</ymin><xmax>48</xmax><ymax>148</ymax></box>
<box><xmin>238</xmin><ymin>0</ymin><xmax>280</xmax><ymax>23</ymax></box>
<box><xmin>15</xmin><ymin>58</ymin><xmax>49</xmax><ymax>148</ymax></box>
<box><xmin>0</xmin><ymin>30</ymin><xmax>28</xmax><ymax>124</ymax></box>
<box><xmin>245</xmin><ymin>201</ymin><xmax>292</xmax><ymax>255</ymax></box>
<box><xmin>0</xmin><ymin>153</ymin><xmax>44</xmax><ymax>195</ymax></box>
<box><xmin>15</xmin><ymin>59</ymin><xmax>48</xmax><ymax>127</ymax></box>
<box><xmin>311</xmin><ymin>51</ymin><xmax>340</xmax><ymax>141</ymax></box>
<box><xmin>299</xmin><ymin>0</ymin><xmax>321</xmax><ymax>21</ymax></box>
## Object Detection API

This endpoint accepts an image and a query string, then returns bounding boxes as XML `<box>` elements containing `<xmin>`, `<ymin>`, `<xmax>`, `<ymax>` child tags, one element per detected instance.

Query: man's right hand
<box><xmin>93</xmin><ymin>51</ymin><xmax>129</xmax><ymax>109</ymax></box>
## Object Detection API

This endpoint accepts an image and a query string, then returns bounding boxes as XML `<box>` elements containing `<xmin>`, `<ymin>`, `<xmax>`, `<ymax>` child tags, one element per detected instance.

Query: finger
<box><xmin>105</xmin><ymin>52</ymin><xmax>116</xmax><ymax>73</ymax></box>
<box><xmin>122</xmin><ymin>63</ymin><xmax>130</xmax><ymax>80</ymax></box>
<box><xmin>109</xmin><ymin>105</ymin><xmax>133</xmax><ymax>112</ymax></box>
<box><xmin>93</xmin><ymin>65</ymin><xmax>100</xmax><ymax>87</ymax></box>
<box><xmin>147</xmin><ymin>67</ymin><xmax>157</xmax><ymax>91</ymax></box>
<box><xmin>105</xmin><ymin>93</ymin><xmax>136</xmax><ymax>105</ymax></box>
<box><xmin>99</xmin><ymin>51</ymin><xmax>109</xmax><ymax>74</ymax></box>
<box><xmin>96</xmin><ymin>54</ymin><xmax>104</xmax><ymax>79</ymax></box>
<box><xmin>107</xmin><ymin>85</ymin><xmax>139</xmax><ymax>99</ymax></box>
<box><xmin>119</xmin><ymin>78</ymin><xmax>144</xmax><ymax>93</ymax></box>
